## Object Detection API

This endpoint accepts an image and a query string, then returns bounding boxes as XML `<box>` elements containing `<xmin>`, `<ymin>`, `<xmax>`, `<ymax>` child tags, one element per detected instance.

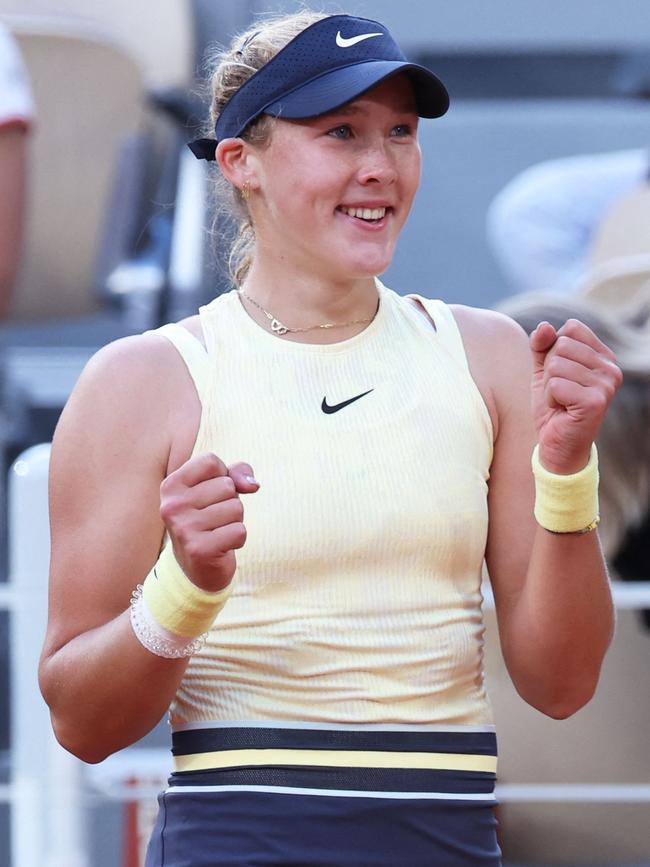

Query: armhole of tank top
<box><xmin>407</xmin><ymin>294</ymin><xmax>471</xmax><ymax>373</ymax></box>
<box><xmin>407</xmin><ymin>294</ymin><xmax>494</xmax><ymax>446</ymax></box>
<box><xmin>405</xmin><ymin>293</ymin><xmax>437</xmax><ymax>332</ymax></box>
<box><xmin>146</xmin><ymin>323</ymin><xmax>209</xmax><ymax>404</ymax></box>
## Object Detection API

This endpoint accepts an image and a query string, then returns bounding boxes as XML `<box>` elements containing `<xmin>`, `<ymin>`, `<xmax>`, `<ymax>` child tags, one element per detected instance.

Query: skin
<box><xmin>39</xmin><ymin>75</ymin><xmax>621</xmax><ymax>763</ymax></box>
<box><xmin>222</xmin><ymin>76</ymin><xmax>422</xmax><ymax>341</ymax></box>
<box><xmin>0</xmin><ymin>124</ymin><xmax>29</xmax><ymax>317</ymax></box>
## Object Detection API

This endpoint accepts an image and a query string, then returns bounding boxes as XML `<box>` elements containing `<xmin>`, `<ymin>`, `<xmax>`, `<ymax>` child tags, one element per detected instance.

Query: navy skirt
<box><xmin>145</xmin><ymin>722</ymin><xmax>502</xmax><ymax>867</ymax></box>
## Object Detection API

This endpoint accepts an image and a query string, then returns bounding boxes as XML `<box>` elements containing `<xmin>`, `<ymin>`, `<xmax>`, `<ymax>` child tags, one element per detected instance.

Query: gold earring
<box><xmin>242</xmin><ymin>181</ymin><xmax>251</xmax><ymax>202</ymax></box>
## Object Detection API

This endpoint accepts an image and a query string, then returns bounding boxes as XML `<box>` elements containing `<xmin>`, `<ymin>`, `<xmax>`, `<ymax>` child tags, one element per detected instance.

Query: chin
<box><xmin>338</xmin><ymin>249</ymin><xmax>395</xmax><ymax>279</ymax></box>
<box><xmin>355</xmin><ymin>257</ymin><xmax>393</xmax><ymax>278</ymax></box>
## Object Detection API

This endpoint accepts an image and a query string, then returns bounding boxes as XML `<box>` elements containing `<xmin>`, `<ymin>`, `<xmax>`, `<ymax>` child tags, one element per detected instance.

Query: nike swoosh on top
<box><xmin>321</xmin><ymin>389</ymin><xmax>374</xmax><ymax>414</ymax></box>
<box><xmin>335</xmin><ymin>31</ymin><xmax>383</xmax><ymax>48</ymax></box>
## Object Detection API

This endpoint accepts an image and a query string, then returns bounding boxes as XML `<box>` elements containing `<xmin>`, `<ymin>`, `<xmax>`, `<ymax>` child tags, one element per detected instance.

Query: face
<box><xmin>248</xmin><ymin>74</ymin><xmax>421</xmax><ymax>281</ymax></box>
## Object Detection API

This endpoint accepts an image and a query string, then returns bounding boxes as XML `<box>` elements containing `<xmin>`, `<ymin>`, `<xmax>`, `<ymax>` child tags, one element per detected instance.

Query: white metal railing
<box><xmin>481</xmin><ymin>581</ymin><xmax>650</xmax><ymax>609</ymax></box>
<box><xmin>8</xmin><ymin>444</ymin><xmax>87</xmax><ymax>867</ymax></box>
<box><xmin>497</xmin><ymin>783</ymin><xmax>650</xmax><ymax>802</ymax></box>
<box><xmin>4</xmin><ymin>443</ymin><xmax>650</xmax><ymax>867</ymax></box>
<box><xmin>86</xmin><ymin>759</ymin><xmax>650</xmax><ymax>805</ymax></box>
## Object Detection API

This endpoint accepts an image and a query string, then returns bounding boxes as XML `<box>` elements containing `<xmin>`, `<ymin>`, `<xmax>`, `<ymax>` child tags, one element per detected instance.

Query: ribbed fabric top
<box><xmin>156</xmin><ymin>281</ymin><xmax>494</xmax><ymax>726</ymax></box>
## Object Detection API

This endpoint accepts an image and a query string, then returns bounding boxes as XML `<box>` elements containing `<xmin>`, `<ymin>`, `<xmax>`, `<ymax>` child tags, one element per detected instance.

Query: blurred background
<box><xmin>0</xmin><ymin>1</ymin><xmax>649</xmax><ymax>865</ymax></box>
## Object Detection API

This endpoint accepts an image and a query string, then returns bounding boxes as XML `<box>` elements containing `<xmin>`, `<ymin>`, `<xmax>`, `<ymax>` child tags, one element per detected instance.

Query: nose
<box><xmin>356</xmin><ymin>142</ymin><xmax>398</xmax><ymax>186</ymax></box>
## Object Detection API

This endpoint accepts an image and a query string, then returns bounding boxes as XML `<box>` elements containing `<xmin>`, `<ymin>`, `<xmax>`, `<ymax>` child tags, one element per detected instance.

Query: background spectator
<box><xmin>0</xmin><ymin>21</ymin><xmax>34</xmax><ymax>317</ymax></box>
<box><xmin>486</xmin><ymin>148</ymin><xmax>650</xmax><ymax>295</ymax></box>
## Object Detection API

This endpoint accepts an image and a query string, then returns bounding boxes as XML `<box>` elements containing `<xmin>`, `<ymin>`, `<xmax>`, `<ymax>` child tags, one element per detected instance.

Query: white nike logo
<box><xmin>335</xmin><ymin>30</ymin><xmax>383</xmax><ymax>48</ymax></box>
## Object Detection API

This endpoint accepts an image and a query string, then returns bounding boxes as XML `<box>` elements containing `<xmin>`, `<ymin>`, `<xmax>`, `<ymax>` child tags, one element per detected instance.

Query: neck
<box><xmin>239</xmin><ymin>258</ymin><xmax>380</xmax><ymax>344</ymax></box>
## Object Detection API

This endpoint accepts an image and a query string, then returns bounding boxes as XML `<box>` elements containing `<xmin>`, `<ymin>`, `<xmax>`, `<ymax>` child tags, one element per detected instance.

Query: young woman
<box><xmin>39</xmin><ymin>11</ymin><xmax>623</xmax><ymax>866</ymax></box>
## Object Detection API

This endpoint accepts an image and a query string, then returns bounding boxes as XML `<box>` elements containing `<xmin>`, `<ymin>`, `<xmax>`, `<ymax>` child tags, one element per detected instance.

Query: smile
<box><xmin>338</xmin><ymin>205</ymin><xmax>388</xmax><ymax>221</ymax></box>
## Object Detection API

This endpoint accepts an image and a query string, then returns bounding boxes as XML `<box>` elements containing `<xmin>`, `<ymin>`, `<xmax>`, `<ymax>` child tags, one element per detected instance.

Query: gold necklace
<box><xmin>238</xmin><ymin>289</ymin><xmax>379</xmax><ymax>336</ymax></box>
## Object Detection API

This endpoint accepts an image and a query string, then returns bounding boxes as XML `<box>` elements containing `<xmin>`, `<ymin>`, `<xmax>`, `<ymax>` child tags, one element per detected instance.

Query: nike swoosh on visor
<box><xmin>335</xmin><ymin>31</ymin><xmax>384</xmax><ymax>48</ymax></box>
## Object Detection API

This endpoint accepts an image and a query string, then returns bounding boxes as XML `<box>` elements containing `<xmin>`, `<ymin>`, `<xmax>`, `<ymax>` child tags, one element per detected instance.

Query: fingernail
<box><xmin>244</xmin><ymin>475</ymin><xmax>259</xmax><ymax>486</ymax></box>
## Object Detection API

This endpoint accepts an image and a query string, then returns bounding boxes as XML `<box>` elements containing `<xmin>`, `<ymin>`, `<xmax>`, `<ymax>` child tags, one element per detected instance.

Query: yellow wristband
<box><xmin>142</xmin><ymin>543</ymin><xmax>231</xmax><ymax>638</ymax></box>
<box><xmin>531</xmin><ymin>443</ymin><xmax>600</xmax><ymax>534</ymax></box>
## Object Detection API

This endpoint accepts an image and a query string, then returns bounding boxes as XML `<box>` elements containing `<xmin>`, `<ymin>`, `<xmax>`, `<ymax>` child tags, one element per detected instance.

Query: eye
<box><xmin>327</xmin><ymin>124</ymin><xmax>353</xmax><ymax>140</ymax></box>
<box><xmin>391</xmin><ymin>124</ymin><xmax>414</xmax><ymax>138</ymax></box>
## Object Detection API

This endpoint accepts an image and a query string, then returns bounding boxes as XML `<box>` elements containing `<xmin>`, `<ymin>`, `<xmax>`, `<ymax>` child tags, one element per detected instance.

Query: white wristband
<box><xmin>129</xmin><ymin>585</ymin><xmax>208</xmax><ymax>659</ymax></box>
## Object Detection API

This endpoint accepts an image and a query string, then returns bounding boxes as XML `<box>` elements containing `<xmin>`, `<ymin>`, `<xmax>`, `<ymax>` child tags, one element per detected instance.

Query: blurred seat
<box><xmin>0</xmin><ymin>16</ymin><xmax>172</xmax><ymax>576</ymax></box>
<box><xmin>0</xmin><ymin>0</ymin><xmax>192</xmax><ymax>89</ymax></box>
<box><xmin>5</xmin><ymin>15</ymin><xmax>145</xmax><ymax>321</ymax></box>
<box><xmin>0</xmin><ymin>12</ymin><xmax>218</xmax><ymax>472</ymax></box>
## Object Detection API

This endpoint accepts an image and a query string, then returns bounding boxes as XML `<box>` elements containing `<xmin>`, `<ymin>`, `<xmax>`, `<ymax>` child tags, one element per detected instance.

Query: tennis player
<box><xmin>40</xmin><ymin>11</ymin><xmax>622</xmax><ymax>866</ymax></box>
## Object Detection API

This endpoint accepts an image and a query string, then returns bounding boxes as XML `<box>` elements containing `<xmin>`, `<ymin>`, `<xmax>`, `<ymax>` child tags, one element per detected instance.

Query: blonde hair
<box><xmin>496</xmin><ymin>290</ymin><xmax>650</xmax><ymax>559</ymax></box>
<box><xmin>203</xmin><ymin>9</ymin><xmax>329</xmax><ymax>288</ymax></box>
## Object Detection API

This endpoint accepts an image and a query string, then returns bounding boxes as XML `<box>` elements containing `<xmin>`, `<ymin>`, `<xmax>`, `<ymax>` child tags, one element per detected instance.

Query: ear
<box><xmin>216</xmin><ymin>137</ymin><xmax>258</xmax><ymax>192</ymax></box>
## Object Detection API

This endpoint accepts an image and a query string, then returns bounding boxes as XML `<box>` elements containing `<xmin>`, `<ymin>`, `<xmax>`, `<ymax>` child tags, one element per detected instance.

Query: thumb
<box><xmin>529</xmin><ymin>321</ymin><xmax>557</xmax><ymax>373</ymax></box>
<box><xmin>228</xmin><ymin>461</ymin><xmax>260</xmax><ymax>494</ymax></box>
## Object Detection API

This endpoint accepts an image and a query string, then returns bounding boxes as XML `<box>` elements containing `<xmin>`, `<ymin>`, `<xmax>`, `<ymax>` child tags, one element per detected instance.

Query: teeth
<box><xmin>341</xmin><ymin>206</ymin><xmax>386</xmax><ymax>220</ymax></box>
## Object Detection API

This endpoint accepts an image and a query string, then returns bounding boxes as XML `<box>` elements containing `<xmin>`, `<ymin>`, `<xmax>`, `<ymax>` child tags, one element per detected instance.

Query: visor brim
<box><xmin>264</xmin><ymin>60</ymin><xmax>449</xmax><ymax>121</ymax></box>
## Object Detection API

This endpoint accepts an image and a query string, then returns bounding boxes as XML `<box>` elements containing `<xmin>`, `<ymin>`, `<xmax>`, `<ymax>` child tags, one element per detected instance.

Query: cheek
<box><xmin>402</xmin><ymin>147</ymin><xmax>422</xmax><ymax>196</ymax></box>
<box><xmin>288</xmin><ymin>161</ymin><xmax>349</xmax><ymax>219</ymax></box>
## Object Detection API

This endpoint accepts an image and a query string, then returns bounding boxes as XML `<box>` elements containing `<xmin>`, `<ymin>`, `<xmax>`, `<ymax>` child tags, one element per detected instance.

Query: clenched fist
<box><xmin>159</xmin><ymin>453</ymin><xmax>259</xmax><ymax>592</ymax></box>
<box><xmin>530</xmin><ymin>318</ymin><xmax>623</xmax><ymax>474</ymax></box>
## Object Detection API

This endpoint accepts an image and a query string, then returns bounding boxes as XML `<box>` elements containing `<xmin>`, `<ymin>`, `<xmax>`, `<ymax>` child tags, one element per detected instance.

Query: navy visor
<box><xmin>189</xmin><ymin>14</ymin><xmax>449</xmax><ymax>161</ymax></box>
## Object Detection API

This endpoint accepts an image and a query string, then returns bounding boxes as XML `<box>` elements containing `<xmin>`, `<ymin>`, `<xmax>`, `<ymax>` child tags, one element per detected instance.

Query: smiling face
<box><xmin>247</xmin><ymin>74</ymin><xmax>422</xmax><ymax>283</ymax></box>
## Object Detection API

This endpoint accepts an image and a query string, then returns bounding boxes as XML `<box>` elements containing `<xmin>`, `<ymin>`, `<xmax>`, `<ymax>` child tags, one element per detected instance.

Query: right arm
<box><xmin>38</xmin><ymin>334</ymin><xmax>256</xmax><ymax>763</ymax></box>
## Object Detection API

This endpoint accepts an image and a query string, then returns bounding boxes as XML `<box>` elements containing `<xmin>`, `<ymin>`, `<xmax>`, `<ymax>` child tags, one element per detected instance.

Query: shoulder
<box><xmin>81</xmin><ymin>315</ymin><xmax>207</xmax><ymax>389</ymax></box>
<box><xmin>449</xmin><ymin>303</ymin><xmax>528</xmax><ymax>348</ymax></box>
<box><xmin>78</xmin><ymin>330</ymin><xmax>191</xmax><ymax>395</ymax></box>
<box><xmin>57</xmin><ymin>330</ymin><xmax>201</xmax><ymax>476</ymax></box>
<box><xmin>449</xmin><ymin>304</ymin><xmax>532</xmax><ymax>436</ymax></box>
<box><xmin>62</xmin><ymin>332</ymin><xmax>185</xmax><ymax>435</ymax></box>
<box><xmin>450</xmin><ymin>302</ymin><xmax>531</xmax><ymax>379</ymax></box>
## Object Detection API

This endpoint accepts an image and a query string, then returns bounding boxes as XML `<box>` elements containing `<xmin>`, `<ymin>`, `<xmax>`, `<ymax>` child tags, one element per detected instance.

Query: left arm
<box><xmin>455</xmin><ymin>307</ymin><xmax>622</xmax><ymax>719</ymax></box>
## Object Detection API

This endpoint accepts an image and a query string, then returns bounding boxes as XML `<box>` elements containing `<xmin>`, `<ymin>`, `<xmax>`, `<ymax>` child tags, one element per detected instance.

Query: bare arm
<box><xmin>39</xmin><ymin>334</ymin><xmax>258</xmax><ymax>763</ymax></box>
<box><xmin>0</xmin><ymin>126</ymin><xmax>28</xmax><ymax>316</ymax></box>
<box><xmin>455</xmin><ymin>307</ymin><xmax>621</xmax><ymax>718</ymax></box>
<box><xmin>39</xmin><ymin>335</ymin><xmax>193</xmax><ymax>762</ymax></box>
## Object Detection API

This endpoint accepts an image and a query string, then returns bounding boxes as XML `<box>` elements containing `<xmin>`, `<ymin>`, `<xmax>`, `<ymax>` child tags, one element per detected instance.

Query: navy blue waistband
<box><xmin>171</xmin><ymin>724</ymin><xmax>498</xmax><ymax>758</ymax></box>
<box><xmin>168</xmin><ymin>724</ymin><xmax>497</xmax><ymax>796</ymax></box>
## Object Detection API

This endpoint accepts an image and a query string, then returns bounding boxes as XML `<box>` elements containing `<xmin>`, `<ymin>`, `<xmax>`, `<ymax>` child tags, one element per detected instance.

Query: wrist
<box><xmin>130</xmin><ymin>586</ymin><xmax>210</xmax><ymax>659</ymax></box>
<box><xmin>531</xmin><ymin>442</ymin><xmax>600</xmax><ymax>534</ymax></box>
<box><xmin>130</xmin><ymin>544</ymin><xmax>232</xmax><ymax>658</ymax></box>
<box><xmin>142</xmin><ymin>544</ymin><xmax>232</xmax><ymax>636</ymax></box>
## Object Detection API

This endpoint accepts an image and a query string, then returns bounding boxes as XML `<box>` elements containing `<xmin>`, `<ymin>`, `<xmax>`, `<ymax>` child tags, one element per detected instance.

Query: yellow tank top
<box><xmin>155</xmin><ymin>280</ymin><xmax>494</xmax><ymax>726</ymax></box>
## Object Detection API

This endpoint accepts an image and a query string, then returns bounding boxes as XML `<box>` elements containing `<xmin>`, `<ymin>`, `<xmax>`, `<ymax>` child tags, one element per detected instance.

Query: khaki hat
<box><xmin>580</xmin><ymin>184</ymin><xmax>650</xmax><ymax>328</ymax></box>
